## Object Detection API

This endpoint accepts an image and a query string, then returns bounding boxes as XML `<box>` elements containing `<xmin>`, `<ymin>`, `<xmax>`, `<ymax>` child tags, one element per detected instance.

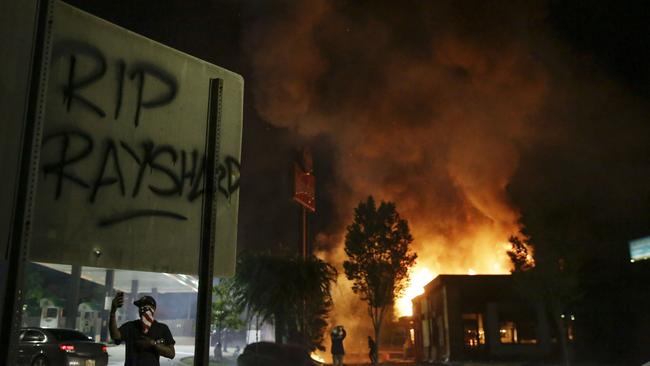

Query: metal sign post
<box><xmin>0</xmin><ymin>1</ymin><xmax>52</xmax><ymax>363</ymax></box>
<box><xmin>293</xmin><ymin>148</ymin><xmax>316</xmax><ymax>257</ymax></box>
<box><xmin>195</xmin><ymin>79</ymin><xmax>222</xmax><ymax>366</ymax></box>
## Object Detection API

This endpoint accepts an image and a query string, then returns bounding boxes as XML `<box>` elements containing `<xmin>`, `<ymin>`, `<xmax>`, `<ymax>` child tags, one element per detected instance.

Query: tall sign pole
<box><xmin>293</xmin><ymin>148</ymin><xmax>315</xmax><ymax>258</ymax></box>
<box><xmin>302</xmin><ymin>206</ymin><xmax>308</xmax><ymax>257</ymax></box>
<box><xmin>195</xmin><ymin>78</ymin><xmax>222</xmax><ymax>366</ymax></box>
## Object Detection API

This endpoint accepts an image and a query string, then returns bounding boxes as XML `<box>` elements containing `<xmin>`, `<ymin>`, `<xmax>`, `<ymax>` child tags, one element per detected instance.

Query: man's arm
<box><xmin>136</xmin><ymin>336</ymin><xmax>175</xmax><ymax>359</ymax></box>
<box><xmin>109</xmin><ymin>293</ymin><xmax>123</xmax><ymax>342</ymax></box>
<box><xmin>109</xmin><ymin>311</ymin><xmax>121</xmax><ymax>342</ymax></box>
<box><xmin>145</xmin><ymin>323</ymin><xmax>175</xmax><ymax>359</ymax></box>
<box><xmin>153</xmin><ymin>342</ymin><xmax>175</xmax><ymax>359</ymax></box>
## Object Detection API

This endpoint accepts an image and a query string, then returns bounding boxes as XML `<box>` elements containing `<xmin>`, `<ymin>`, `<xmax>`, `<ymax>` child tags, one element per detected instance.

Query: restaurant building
<box><xmin>411</xmin><ymin>275</ymin><xmax>563</xmax><ymax>362</ymax></box>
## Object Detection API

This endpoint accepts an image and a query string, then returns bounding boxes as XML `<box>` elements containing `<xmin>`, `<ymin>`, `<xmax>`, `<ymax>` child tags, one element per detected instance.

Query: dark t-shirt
<box><xmin>116</xmin><ymin>320</ymin><xmax>175</xmax><ymax>366</ymax></box>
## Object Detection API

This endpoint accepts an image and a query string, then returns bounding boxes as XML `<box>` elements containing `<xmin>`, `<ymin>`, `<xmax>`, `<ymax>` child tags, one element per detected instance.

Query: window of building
<box><xmin>462</xmin><ymin>313</ymin><xmax>485</xmax><ymax>348</ymax></box>
<box><xmin>499</xmin><ymin>320</ymin><xmax>537</xmax><ymax>344</ymax></box>
<box><xmin>499</xmin><ymin>321</ymin><xmax>517</xmax><ymax>343</ymax></box>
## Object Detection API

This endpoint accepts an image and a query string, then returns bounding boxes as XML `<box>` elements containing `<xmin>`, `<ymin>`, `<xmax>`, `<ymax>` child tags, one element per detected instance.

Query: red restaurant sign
<box><xmin>293</xmin><ymin>163</ymin><xmax>316</xmax><ymax>212</ymax></box>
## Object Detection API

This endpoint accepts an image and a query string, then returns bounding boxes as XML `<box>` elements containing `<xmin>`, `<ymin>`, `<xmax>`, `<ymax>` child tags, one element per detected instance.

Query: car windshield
<box><xmin>48</xmin><ymin>329</ymin><xmax>91</xmax><ymax>341</ymax></box>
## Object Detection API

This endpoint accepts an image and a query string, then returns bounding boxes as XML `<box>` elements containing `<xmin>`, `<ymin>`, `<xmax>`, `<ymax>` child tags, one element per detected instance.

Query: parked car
<box><xmin>237</xmin><ymin>342</ymin><xmax>322</xmax><ymax>366</ymax></box>
<box><xmin>17</xmin><ymin>327</ymin><xmax>108</xmax><ymax>366</ymax></box>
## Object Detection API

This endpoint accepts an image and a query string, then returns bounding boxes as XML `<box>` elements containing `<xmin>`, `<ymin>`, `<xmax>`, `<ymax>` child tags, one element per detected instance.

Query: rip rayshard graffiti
<box><xmin>30</xmin><ymin>1</ymin><xmax>242</xmax><ymax>275</ymax></box>
<box><xmin>40</xmin><ymin>41</ymin><xmax>241</xmax><ymax>228</ymax></box>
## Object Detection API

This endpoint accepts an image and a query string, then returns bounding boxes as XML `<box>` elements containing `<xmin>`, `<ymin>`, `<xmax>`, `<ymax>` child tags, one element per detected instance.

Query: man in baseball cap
<box><xmin>109</xmin><ymin>292</ymin><xmax>176</xmax><ymax>365</ymax></box>
<box><xmin>133</xmin><ymin>295</ymin><xmax>156</xmax><ymax>309</ymax></box>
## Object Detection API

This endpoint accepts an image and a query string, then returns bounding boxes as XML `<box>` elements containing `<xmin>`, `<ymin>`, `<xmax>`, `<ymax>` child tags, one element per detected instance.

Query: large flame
<box><xmin>395</xmin><ymin>238</ymin><xmax>513</xmax><ymax>317</ymax></box>
<box><xmin>396</xmin><ymin>267</ymin><xmax>436</xmax><ymax>316</ymax></box>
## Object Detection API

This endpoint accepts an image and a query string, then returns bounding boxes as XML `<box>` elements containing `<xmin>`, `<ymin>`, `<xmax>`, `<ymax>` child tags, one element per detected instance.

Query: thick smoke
<box><xmin>244</xmin><ymin>1</ymin><xmax>546</xmax><ymax>272</ymax></box>
<box><xmin>242</xmin><ymin>0</ymin><xmax>650</xmax><ymax>356</ymax></box>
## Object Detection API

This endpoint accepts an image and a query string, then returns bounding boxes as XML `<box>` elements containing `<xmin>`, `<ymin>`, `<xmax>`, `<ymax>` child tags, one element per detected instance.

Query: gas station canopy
<box><xmin>41</xmin><ymin>263</ymin><xmax>199</xmax><ymax>293</ymax></box>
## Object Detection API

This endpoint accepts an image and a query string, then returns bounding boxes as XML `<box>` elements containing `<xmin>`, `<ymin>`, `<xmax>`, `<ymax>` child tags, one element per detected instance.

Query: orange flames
<box><xmin>394</xmin><ymin>236</ymin><xmax>514</xmax><ymax>317</ymax></box>
<box><xmin>318</xmin><ymin>231</ymin><xmax>517</xmax><ymax>356</ymax></box>
<box><xmin>396</xmin><ymin>267</ymin><xmax>436</xmax><ymax>316</ymax></box>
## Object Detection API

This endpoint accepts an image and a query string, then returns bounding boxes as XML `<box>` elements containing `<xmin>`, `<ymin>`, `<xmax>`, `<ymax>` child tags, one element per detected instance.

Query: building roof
<box><xmin>412</xmin><ymin>274</ymin><xmax>513</xmax><ymax>305</ymax></box>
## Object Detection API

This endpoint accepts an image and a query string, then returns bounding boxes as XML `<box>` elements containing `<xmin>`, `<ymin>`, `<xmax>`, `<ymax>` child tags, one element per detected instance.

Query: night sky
<box><xmin>66</xmin><ymin>1</ymin><xmax>650</xmax><ymax>272</ymax></box>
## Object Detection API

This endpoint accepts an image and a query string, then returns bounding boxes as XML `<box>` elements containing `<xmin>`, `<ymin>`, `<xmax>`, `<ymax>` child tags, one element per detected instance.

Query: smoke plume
<box><xmin>245</xmin><ymin>1</ymin><xmax>547</xmax><ymax>271</ymax></box>
<box><xmin>242</xmin><ymin>0</ymin><xmax>650</xmax><ymax>356</ymax></box>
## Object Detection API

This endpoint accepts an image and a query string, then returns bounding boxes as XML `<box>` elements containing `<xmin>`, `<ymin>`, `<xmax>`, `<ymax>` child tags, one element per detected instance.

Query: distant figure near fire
<box><xmin>368</xmin><ymin>336</ymin><xmax>378</xmax><ymax>364</ymax></box>
<box><xmin>330</xmin><ymin>325</ymin><xmax>346</xmax><ymax>366</ymax></box>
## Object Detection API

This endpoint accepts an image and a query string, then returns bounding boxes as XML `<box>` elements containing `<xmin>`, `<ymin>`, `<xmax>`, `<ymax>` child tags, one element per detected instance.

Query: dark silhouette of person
<box><xmin>109</xmin><ymin>292</ymin><xmax>175</xmax><ymax>365</ymax></box>
<box><xmin>330</xmin><ymin>325</ymin><xmax>346</xmax><ymax>366</ymax></box>
<box><xmin>368</xmin><ymin>336</ymin><xmax>378</xmax><ymax>364</ymax></box>
<box><xmin>214</xmin><ymin>341</ymin><xmax>223</xmax><ymax>360</ymax></box>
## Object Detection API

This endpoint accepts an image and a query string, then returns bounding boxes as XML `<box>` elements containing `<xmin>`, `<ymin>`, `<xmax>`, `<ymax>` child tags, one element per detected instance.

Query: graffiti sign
<box><xmin>29</xmin><ymin>1</ymin><xmax>243</xmax><ymax>276</ymax></box>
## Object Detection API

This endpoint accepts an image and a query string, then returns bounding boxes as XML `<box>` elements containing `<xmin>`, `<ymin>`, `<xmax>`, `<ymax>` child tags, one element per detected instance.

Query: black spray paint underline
<box><xmin>98</xmin><ymin>209</ymin><xmax>188</xmax><ymax>227</ymax></box>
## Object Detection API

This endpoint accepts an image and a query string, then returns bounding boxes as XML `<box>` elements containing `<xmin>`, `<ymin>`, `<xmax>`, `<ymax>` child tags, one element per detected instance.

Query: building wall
<box><xmin>413</xmin><ymin>279</ymin><xmax>451</xmax><ymax>362</ymax></box>
<box><xmin>414</xmin><ymin>275</ymin><xmax>554</xmax><ymax>362</ymax></box>
<box><xmin>484</xmin><ymin>301</ymin><xmax>551</xmax><ymax>358</ymax></box>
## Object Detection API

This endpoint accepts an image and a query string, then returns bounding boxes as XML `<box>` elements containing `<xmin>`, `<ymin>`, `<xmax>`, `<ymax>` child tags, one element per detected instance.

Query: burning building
<box><xmin>411</xmin><ymin>275</ymin><xmax>567</xmax><ymax>363</ymax></box>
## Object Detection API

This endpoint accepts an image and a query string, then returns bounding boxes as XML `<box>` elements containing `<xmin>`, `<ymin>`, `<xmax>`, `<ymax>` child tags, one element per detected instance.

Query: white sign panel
<box><xmin>630</xmin><ymin>236</ymin><xmax>650</xmax><ymax>262</ymax></box>
<box><xmin>30</xmin><ymin>1</ymin><xmax>243</xmax><ymax>276</ymax></box>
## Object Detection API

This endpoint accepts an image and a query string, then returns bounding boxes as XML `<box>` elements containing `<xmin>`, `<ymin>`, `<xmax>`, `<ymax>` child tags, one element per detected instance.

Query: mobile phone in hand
<box><xmin>114</xmin><ymin>291</ymin><xmax>124</xmax><ymax>308</ymax></box>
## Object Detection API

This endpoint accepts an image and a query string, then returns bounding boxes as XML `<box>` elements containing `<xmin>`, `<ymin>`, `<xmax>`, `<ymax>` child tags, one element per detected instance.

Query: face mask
<box><xmin>139</xmin><ymin>305</ymin><xmax>155</xmax><ymax>334</ymax></box>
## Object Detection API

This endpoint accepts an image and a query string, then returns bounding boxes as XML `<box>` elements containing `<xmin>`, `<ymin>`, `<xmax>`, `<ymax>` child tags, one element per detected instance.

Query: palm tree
<box><xmin>292</xmin><ymin>255</ymin><xmax>338</xmax><ymax>350</ymax></box>
<box><xmin>233</xmin><ymin>251</ymin><xmax>337</xmax><ymax>350</ymax></box>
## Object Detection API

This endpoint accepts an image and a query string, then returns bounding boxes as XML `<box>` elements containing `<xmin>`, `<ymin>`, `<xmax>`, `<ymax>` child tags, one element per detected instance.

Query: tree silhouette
<box><xmin>23</xmin><ymin>267</ymin><xmax>45</xmax><ymax>317</ymax></box>
<box><xmin>343</xmin><ymin>196</ymin><xmax>417</xmax><ymax>364</ymax></box>
<box><xmin>507</xmin><ymin>235</ymin><xmax>534</xmax><ymax>272</ymax></box>
<box><xmin>507</xmin><ymin>232</ymin><xmax>580</xmax><ymax>366</ymax></box>
<box><xmin>233</xmin><ymin>252</ymin><xmax>337</xmax><ymax>351</ymax></box>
